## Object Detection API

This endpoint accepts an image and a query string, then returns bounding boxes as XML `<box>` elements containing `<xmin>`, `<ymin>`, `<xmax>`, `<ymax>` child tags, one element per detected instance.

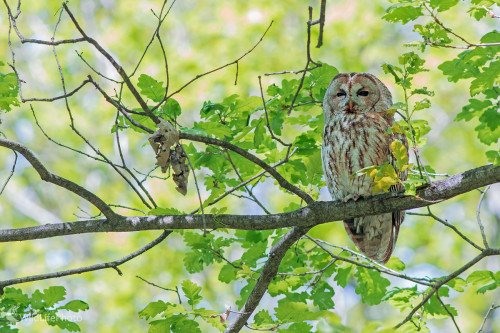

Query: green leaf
<box><xmin>148</xmin><ymin>319</ymin><xmax>171</xmax><ymax>332</ymax></box>
<box><xmin>253</xmin><ymin>118</ymin><xmax>266</xmax><ymax>147</ymax></box>
<box><xmin>58</xmin><ymin>300</ymin><xmax>89</xmax><ymax>312</ymax></box>
<box><xmin>467</xmin><ymin>270</ymin><xmax>499</xmax><ymax>294</ymax></box>
<box><xmin>476</xmin><ymin>121</ymin><xmax>500</xmax><ymax>145</ymax></box>
<box><xmin>148</xmin><ymin>207</ymin><xmax>186</xmax><ymax>215</ymax></box>
<box><xmin>385</xmin><ymin>257</ymin><xmax>406</xmax><ymax>272</ymax></box>
<box><xmin>0</xmin><ymin>72</ymin><xmax>20</xmax><ymax>112</ymax></box>
<box><xmin>137</xmin><ymin>74</ymin><xmax>165</xmax><ymax>102</ymax></box>
<box><xmin>42</xmin><ymin>286</ymin><xmax>67</xmax><ymax>307</ymax></box>
<box><xmin>311</xmin><ymin>281</ymin><xmax>335</xmax><ymax>310</ymax></box>
<box><xmin>163</xmin><ymin>98</ymin><xmax>182</xmax><ymax>118</ymax></box>
<box><xmin>274</xmin><ymin>300</ymin><xmax>335</xmax><ymax>323</ymax></box>
<box><xmin>192</xmin><ymin>121</ymin><xmax>232</xmax><ymax>138</ymax></box>
<box><xmin>218</xmin><ymin>264</ymin><xmax>238</xmax><ymax>283</ymax></box>
<box><xmin>181</xmin><ymin>280</ymin><xmax>203</xmax><ymax>308</ymax></box>
<box><xmin>269</xmin><ymin>279</ymin><xmax>290</xmax><ymax>296</ymax></box>
<box><xmin>334</xmin><ymin>265</ymin><xmax>354</xmax><ymax>288</ymax></box>
<box><xmin>354</xmin><ymin>267</ymin><xmax>391</xmax><ymax>305</ymax></box>
<box><xmin>383</xmin><ymin>4</ymin><xmax>423</xmax><ymax>25</ymax></box>
<box><xmin>278</xmin><ymin>322</ymin><xmax>313</xmax><ymax>333</ymax></box>
<box><xmin>430</xmin><ymin>0</ymin><xmax>460</xmax><ymax>12</ymax></box>
<box><xmin>138</xmin><ymin>300</ymin><xmax>168</xmax><ymax>319</ymax></box>
<box><xmin>254</xmin><ymin>309</ymin><xmax>273</xmax><ymax>326</ymax></box>
<box><xmin>470</xmin><ymin>61</ymin><xmax>500</xmax><ymax>96</ymax></box>
<box><xmin>486</xmin><ymin>150</ymin><xmax>500</xmax><ymax>166</ymax></box>
<box><xmin>446</xmin><ymin>277</ymin><xmax>467</xmax><ymax>292</ymax></box>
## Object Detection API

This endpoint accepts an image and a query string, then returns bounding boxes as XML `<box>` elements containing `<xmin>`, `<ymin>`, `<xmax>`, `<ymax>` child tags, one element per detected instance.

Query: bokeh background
<box><xmin>0</xmin><ymin>0</ymin><xmax>498</xmax><ymax>331</ymax></box>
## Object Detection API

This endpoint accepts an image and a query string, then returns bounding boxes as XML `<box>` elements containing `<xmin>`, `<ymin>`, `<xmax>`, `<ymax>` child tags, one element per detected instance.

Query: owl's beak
<box><xmin>347</xmin><ymin>97</ymin><xmax>354</xmax><ymax>113</ymax></box>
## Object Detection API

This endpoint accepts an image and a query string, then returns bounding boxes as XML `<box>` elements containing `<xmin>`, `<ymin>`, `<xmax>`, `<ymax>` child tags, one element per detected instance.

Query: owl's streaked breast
<box><xmin>321</xmin><ymin>113</ymin><xmax>391</xmax><ymax>200</ymax></box>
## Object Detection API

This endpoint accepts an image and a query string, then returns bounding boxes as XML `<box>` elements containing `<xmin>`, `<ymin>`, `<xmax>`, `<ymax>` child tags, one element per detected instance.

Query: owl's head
<box><xmin>323</xmin><ymin>72</ymin><xmax>392</xmax><ymax>123</ymax></box>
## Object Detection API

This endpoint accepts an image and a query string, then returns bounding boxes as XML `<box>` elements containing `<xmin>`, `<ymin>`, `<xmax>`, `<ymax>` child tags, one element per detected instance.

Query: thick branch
<box><xmin>224</xmin><ymin>226</ymin><xmax>310</xmax><ymax>333</ymax></box>
<box><xmin>0</xmin><ymin>137</ymin><xmax>116</xmax><ymax>218</ymax></box>
<box><xmin>1</xmin><ymin>164</ymin><xmax>499</xmax><ymax>242</ymax></box>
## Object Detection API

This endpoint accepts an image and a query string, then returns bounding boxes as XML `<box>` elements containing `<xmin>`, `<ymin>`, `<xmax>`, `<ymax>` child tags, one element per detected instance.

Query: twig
<box><xmin>476</xmin><ymin>303</ymin><xmax>498</xmax><ymax>333</ymax></box>
<box><xmin>395</xmin><ymin>249</ymin><xmax>498</xmax><ymax>328</ymax></box>
<box><xmin>136</xmin><ymin>275</ymin><xmax>182</xmax><ymax>304</ymax></box>
<box><xmin>425</xmin><ymin>208</ymin><xmax>483</xmax><ymax>251</ymax></box>
<box><xmin>225</xmin><ymin>149</ymin><xmax>271</xmax><ymax>215</ymax></box>
<box><xmin>0</xmin><ymin>137</ymin><xmax>116</xmax><ymax>218</ymax></box>
<box><xmin>154</xmin><ymin>20</ymin><xmax>274</xmax><ymax>111</ymax></box>
<box><xmin>476</xmin><ymin>185</ymin><xmax>490</xmax><ymax>248</ymax></box>
<box><xmin>179</xmin><ymin>132</ymin><xmax>314</xmax><ymax>205</ymax></box>
<box><xmin>305</xmin><ymin>236</ymin><xmax>434</xmax><ymax>286</ymax></box>
<box><xmin>21</xmin><ymin>79</ymin><xmax>91</xmax><ymax>102</ymax></box>
<box><xmin>436</xmin><ymin>293</ymin><xmax>461</xmax><ymax>333</ymax></box>
<box><xmin>316</xmin><ymin>0</ymin><xmax>326</xmax><ymax>48</ymax></box>
<box><xmin>258</xmin><ymin>76</ymin><xmax>292</xmax><ymax>148</ymax></box>
<box><xmin>287</xmin><ymin>7</ymin><xmax>321</xmax><ymax>115</ymax></box>
<box><xmin>62</xmin><ymin>2</ymin><xmax>161</xmax><ymax>124</ymax></box>
<box><xmin>0</xmin><ymin>151</ymin><xmax>17</xmax><ymax>195</ymax></box>
<box><xmin>0</xmin><ymin>230</ymin><xmax>171</xmax><ymax>292</ymax></box>
<box><xmin>189</xmin><ymin>149</ymin><xmax>297</xmax><ymax>214</ymax></box>
<box><xmin>182</xmin><ymin>145</ymin><xmax>207</xmax><ymax>235</ymax></box>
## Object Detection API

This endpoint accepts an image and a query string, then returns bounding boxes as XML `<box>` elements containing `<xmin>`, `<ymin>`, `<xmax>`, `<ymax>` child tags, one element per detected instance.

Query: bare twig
<box><xmin>136</xmin><ymin>275</ymin><xmax>182</xmax><ymax>304</ymax></box>
<box><xmin>258</xmin><ymin>76</ymin><xmax>292</xmax><ymax>148</ymax></box>
<box><xmin>476</xmin><ymin>185</ymin><xmax>490</xmax><ymax>248</ymax></box>
<box><xmin>476</xmin><ymin>303</ymin><xmax>499</xmax><ymax>333</ymax></box>
<box><xmin>316</xmin><ymin>0</ymin><xmax>326</xmax><ymax>48</ymax></box>
<box><xmin>0</xmin><ymin>151</ymin><xmax>17</xmax><ymax>195</ymax></box>
<box><xmin>62</xmin><ymin>2</ymin><xmax>161</xmax><ymax>124</ymax></box>
<box><xmin>0</xmin><ymin>137</ymin><xmax>116</xmax><ymax>218</ymax></box>
<box><xmin>225</xmin><ymin>149</ymin><xmax>271</xmax><ymax>215</ymax></box>
<box><xmin>154</xmin><ymin>21</ymin><xmax>274</xmax><ymax>110</ymax></box>
<box><xmin>436</xmin><ymin>293</ymin><xmax>461</xmax><ymax>333</ymax></box>
<box><xmin>189</xmin><ymin>148</ymin><xmax>297</xmax><ymax>214</ymax></box>
<box><xmin>422</xmin><ymin>208</ymin><xmax>483</xmax><ymax>251</ymax></box>
<box><xmin>287</xmin><ymin>7</ymin><xmax>321</xmax><ymax>115</ymax></box>
<box><xmin>182</xmin><ymin>145</ymin><xmax>207</xmax><ymax>235</ymax></box>
<box><xmin>0</xmin><ymin>230</ymin><xmax>171</xmax><ymax>292</ymax></box>
<box><xmin>179</xmin><ymin>132</ymin><xmax>314</xmax><ymax>205</ymax></box>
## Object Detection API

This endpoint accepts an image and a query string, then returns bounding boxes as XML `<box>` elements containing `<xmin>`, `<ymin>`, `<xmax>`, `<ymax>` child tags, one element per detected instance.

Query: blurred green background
<box><xmin>0</xmin><ymin>0</ymin><xmax>498</xmax><ymax>332</ymax></box>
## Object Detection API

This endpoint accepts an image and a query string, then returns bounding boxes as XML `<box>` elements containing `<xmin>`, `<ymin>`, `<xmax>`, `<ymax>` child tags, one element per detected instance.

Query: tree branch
<box><xmin>0</xmin><ymin>137</ymin><xmax>116</xmax><ymax>219</ymax></box>
<box><xmin>1</xmin><ymin>164</ymin><xmax>499</xmax><ymax>242</ymax></box>
<box><xmin>224</xmin><ymin>226</ymin><xmax>310</xmax><ymax>333</ymax></box>
<box><xmin>179</xmin><ymin>132</ymin><xmax>314</xmax><ymax>204</ymax></box>
<box><xmin>0</xmin><ymin>230</ymin><xmax>171</xmax><ymax>292</ymax></box>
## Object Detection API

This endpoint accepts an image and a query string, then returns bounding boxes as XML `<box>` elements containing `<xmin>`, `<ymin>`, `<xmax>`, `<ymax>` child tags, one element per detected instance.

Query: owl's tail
<box><xmin>343</xmin><ymin>212</ymin><xmax>401</xmax><ymax>264</ymax></box>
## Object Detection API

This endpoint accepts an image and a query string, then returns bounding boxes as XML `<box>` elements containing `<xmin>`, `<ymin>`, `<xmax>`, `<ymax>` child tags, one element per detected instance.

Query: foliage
<box><xmin>0</xmin><ymin>0</ymin><xmax>499</xmax><ymax>333</ymax></box>
<box><xmin>0</xmin><ymin>286</ymin><xmax>88</xmax><ymax>332</ymax></box>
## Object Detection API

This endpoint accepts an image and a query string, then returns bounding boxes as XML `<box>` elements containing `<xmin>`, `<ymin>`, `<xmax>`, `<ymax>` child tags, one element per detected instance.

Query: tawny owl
<box><xmin>321</xmin><ymin>72</ymin><xmax>408</xmax><ymax>264</ymax></box>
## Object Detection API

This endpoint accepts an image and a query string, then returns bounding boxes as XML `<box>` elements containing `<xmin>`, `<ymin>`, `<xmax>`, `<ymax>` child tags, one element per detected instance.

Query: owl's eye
<box><xmin>358</xmin><ymin>90</ymin><xmax>369</xmax><ymax>96</ymax></box>
<box><xmin>336</xmin><ymin>91</ymin><xmax>346</xmax><ymax>97</ymax></box>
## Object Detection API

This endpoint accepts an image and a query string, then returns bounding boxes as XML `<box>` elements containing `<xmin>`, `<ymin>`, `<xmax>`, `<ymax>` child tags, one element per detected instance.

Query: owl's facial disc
<box><xmin>345</xmin><ymin>82</ymin><xmax>380</xmax><ymax>114</ymax></box>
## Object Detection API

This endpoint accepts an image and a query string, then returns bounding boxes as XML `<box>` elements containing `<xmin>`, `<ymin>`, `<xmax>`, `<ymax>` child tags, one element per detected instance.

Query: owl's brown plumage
<box><xmin>321</xmin><ymin>72</ymin><xmax>408</xmax><ymax>264</ymax></box>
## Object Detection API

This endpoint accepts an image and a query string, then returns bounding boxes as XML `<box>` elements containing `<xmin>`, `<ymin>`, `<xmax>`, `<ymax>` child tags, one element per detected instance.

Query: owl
<box><xmin>321</xmin><ymin>72</ymin><xmax>408</xmax><ymax>264</ymax></box>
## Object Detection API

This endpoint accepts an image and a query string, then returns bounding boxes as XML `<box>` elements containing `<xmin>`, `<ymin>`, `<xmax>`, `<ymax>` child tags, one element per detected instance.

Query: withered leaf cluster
<box><xmin>148</xmin><ymin>119</ymin><xmax>189</xmax><ymax>195</ymax></box>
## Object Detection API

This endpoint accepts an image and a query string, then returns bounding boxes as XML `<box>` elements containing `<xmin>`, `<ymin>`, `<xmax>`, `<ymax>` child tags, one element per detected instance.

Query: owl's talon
<box><xmin>343</xmin><ymin>194</ymin><xmax>362</xmax><ymax>203</ymax></box>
